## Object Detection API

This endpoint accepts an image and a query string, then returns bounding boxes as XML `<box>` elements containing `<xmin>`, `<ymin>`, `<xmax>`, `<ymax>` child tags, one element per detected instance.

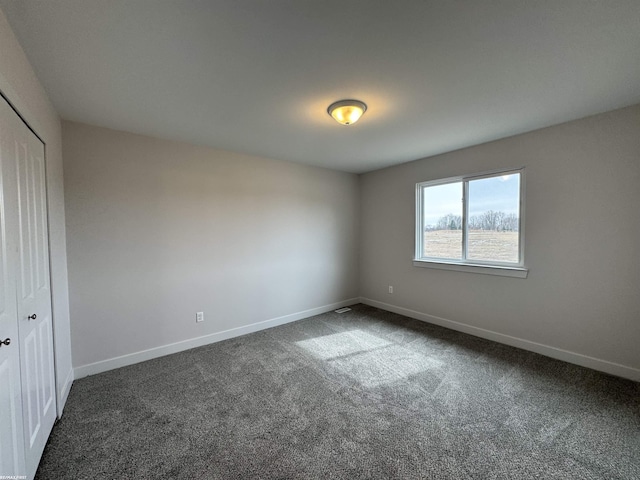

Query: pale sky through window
<box><xmin>423</xmin><ymin>175</ymin><xmax>519</xmax><ymax>226</ymax></box>
<box><xmin>423</xmin><ymin>182</ymin><xmax>462</xmax><ymax>226</ymax></box>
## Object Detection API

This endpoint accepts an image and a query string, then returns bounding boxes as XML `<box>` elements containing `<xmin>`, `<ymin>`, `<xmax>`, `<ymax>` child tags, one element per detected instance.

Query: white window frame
<box><xmin>414</xmin><ymin>167</ymin><xmax>528</xmax><ymax>278</ymax></box>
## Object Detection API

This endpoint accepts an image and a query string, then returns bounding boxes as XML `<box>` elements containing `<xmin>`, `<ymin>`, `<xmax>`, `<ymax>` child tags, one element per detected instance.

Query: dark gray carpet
<box><xmin>37</xmin><ymin>304</ymin><xmax>640</xmax><ymax>479</ymax></box>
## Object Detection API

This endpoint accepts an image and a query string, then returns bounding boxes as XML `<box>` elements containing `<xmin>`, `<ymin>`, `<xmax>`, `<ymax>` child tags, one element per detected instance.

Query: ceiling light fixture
<box><xmin>327</xmin><ymin>99</ymin><xmax>367</xmax><ymax>125</ymax></box>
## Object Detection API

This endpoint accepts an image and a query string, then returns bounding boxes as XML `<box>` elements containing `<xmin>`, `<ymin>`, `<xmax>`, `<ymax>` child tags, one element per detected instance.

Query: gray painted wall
<box><xmin>0</xmin><ymin>8</ymin><xmax>73</xmax><ymax>413</ymax></box>
<box><xmin>360</xmin><ymin>105</ymin><xmax>640</xmax><ymax>375</ymax></box>
<box><xmin>63</xmin><ymin>121</ymin><xmax>360</xmax><ymax>370</ymax></box>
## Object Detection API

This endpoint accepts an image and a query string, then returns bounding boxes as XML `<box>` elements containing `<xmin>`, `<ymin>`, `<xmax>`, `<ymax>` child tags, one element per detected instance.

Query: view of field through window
<box><xmin>421</xmin><ymin>174</ymin><xmax>520</xmax><ymax>263</ymax></box>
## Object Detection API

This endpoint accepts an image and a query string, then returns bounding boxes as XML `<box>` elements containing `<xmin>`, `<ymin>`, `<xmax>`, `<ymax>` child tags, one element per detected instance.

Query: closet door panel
<box><xmin>11</xmin><ymin>100</ymin><xmax>56</xmax><ymax>479</ymax></box>
<box><xmin>27</xmin><ymin>128</ymin><xmax>55</xmax><ymax>422</ymax></box>
<box><xmin>0</xmin><ymin>355</ymin><xmax>25</xmax><ymax>475</ymax></box>
<box><xmin>0</xmin><ymin>98</ymin><xmax>26</xmax><ymax>477</ymax></box>
<box><xmin>15</xmin><ymin>134</ymin><xmax>41</xmax><ymax>451</ymax></box>
<box><xmin>39</xmin><ymin>316</ymin><xmax>55</xmax><ymax>417</ymax></box>
<box><xmin>22</xmin><ymin>328</ymin><xmax>41</xmax><ymax>448</ymax></box>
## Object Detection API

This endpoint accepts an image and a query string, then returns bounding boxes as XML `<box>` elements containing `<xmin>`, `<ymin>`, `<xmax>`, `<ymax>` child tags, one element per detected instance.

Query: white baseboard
<box><xmin>360</xmin><ymin>297</ymin><xmax>640</xmax><ymax>382</ymax></box>
<box><xmin>56</xmin><ymin>368</ymin><xmax>74</xmax><ymax>417</ymax></box>
<box><xmin>74</xmin><ymin>298</ymin><xmax>359</xmax><ymax>379</ymax></box>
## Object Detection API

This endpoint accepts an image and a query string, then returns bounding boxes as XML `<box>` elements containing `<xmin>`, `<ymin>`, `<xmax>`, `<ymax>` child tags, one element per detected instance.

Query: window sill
<box><xmin>412</xmin><ymin>259</ymin><xmax>528</xmax><ymax>278</ymax></box>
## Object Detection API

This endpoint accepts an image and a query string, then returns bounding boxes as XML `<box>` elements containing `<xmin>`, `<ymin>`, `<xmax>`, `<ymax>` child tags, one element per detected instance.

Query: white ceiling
<box><xmin>2</xmin><ymin>1</ymin><xmax>639</xmax><ymax>173</ymax></box>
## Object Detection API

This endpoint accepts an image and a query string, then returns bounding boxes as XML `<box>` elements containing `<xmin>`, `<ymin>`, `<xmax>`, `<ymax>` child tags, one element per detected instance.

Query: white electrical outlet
<box><xmin>388</xmin><ymin>286</ymin><xmax>393</xmax><ymax>294</ymax></box>
<box><xmin>196</xmin><ymin>312</ymin><xmax>204</xmax><ymax>323</ymax></box>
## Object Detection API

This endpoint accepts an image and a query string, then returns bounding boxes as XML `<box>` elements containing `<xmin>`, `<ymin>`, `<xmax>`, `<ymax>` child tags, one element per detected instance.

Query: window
<box><xmin>414</xmin><ymin>168</ymin><xmax>527</xmax><ymax>278</ymax></box>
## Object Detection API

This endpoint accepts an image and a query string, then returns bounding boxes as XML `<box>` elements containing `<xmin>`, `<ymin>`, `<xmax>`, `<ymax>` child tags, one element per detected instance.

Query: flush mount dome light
<box><xmin>327</xmin><ymin>99</ymin><xmax>367</xmax><ymax>125</ymax></box>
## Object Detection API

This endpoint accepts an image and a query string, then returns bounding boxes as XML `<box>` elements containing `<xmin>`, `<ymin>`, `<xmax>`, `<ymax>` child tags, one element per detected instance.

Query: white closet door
<box><xmin>0</xmin><ymin>95</ymin><xmax>56</xmax><ymax>480</ymax></box>
<box><xmin>0</xmin><ymin>97</ymin><xmax>27</xmax><ymax>478</ymax></box>
<box><xmin>13</xmin><ymin>103</ymin><xmax>56</xmax><ymax>480</ymax></box>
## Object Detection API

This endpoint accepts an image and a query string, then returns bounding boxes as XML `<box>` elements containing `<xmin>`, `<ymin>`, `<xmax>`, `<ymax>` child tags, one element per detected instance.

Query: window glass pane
<box><xmin>467</xmin><ymin>174</ymin><xmax>520</xmax><ymax>263</ymax></box>
<box><xmin>422</xmin><ymin>182</ymin><xmax>462</xmax><ymax>259</ymax></box>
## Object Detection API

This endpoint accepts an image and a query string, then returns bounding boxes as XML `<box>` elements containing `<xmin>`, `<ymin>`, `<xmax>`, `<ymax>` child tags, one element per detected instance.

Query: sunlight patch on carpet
<box><xmin>296</xmin><ymin>330</ymin><xmax>443</xmax><ymax>387</ymax></box>
<box><xmin>295</xmin><ymin>330</ymin><xmax>393</xmax><ymax>360</ymax></box>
